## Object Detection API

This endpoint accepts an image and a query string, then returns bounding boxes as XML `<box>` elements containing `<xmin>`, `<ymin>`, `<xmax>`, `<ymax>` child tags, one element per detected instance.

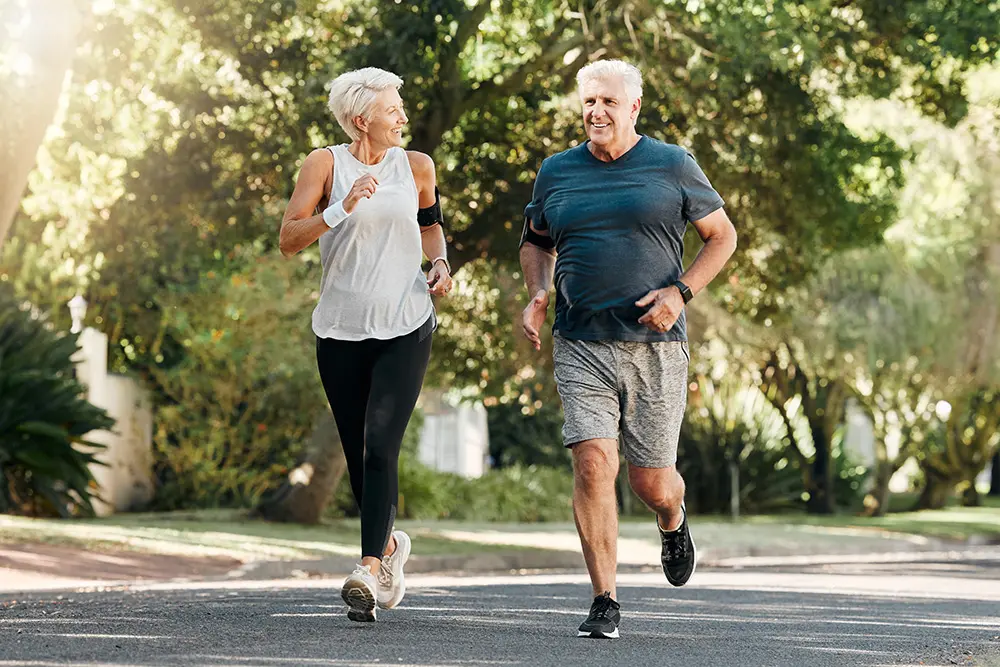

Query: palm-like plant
<box><xmin>0</xmin><ymin>286</ymin><xmax>113</xmax><ymax>516</ymax></box>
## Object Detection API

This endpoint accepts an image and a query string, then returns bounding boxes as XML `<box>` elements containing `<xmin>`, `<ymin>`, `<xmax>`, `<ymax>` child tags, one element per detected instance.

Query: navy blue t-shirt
<box><xmin>524</xmin><ymin>136</ymin><xmax>725</xmax><ymax>342</ymax></box>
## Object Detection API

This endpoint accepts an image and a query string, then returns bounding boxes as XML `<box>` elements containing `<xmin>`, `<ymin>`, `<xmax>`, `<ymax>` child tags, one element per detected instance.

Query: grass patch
<box><xmin>721</xmin><ymin>504</ymin><xmax>1000</xmax><ymax>541</ymax></box>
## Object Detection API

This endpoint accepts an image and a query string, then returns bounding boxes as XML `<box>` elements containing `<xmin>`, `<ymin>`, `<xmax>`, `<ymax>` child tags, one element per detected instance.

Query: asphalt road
<box><xmin>2</xmin><ymin>550</ymin><xmax>999</xmax><ymax>667</ymax></box>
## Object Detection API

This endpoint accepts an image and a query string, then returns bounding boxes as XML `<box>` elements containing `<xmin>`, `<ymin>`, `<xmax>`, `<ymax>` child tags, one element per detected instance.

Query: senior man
<box><xmin>519</xmin><ymin>59</ymin><xmax>738</xmax><ymax>639</ymax></box>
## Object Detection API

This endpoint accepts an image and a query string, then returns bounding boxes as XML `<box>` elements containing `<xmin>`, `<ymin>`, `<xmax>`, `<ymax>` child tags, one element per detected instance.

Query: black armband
<box><xmin>519</xmin><ymin>217</ymin><xmax>555</xmax><ymax>250</ymax></box>
<box><xmin>418</xmin><ymin>187</ymin><xmax>444</xmax><ymax>228</ymax></box>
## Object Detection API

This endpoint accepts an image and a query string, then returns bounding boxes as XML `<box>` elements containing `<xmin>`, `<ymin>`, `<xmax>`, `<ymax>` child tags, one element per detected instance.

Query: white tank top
<box><xmin>312</xmin><ymin>144</ymin><xmax>433</xmax><ymax>340</ymax></box>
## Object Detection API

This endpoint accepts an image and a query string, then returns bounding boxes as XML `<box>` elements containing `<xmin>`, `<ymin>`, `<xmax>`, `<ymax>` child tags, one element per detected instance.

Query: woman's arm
<box><xmin>408</xmin><ymin>151</ymin><xmax>453</xmax><ymax>296</ymax></box>
<box><xmin>279</xmin><ymin>149</ymin><xmax>334</xmax><ymax>257</ymax></box>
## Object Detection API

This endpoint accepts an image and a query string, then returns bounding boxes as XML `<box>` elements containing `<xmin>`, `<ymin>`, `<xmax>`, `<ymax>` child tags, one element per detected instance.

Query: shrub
<box><xmin>675</xmin><ymin>374</ymin><xmax>869</xmax><ymax>515</ymax></box>
<box><xmin>149</xmin><ymin>259</ymin><xmax>326</xmax><ymax>509</ymax></box>
<box><xmin>332</xmin><ymin>429</ymin><xmax>575</xmax><ymax>522</ymax></box>
<box><xmin>445</xmin><ymin>464</ymin><xmax>574</xmax><ymax>522</ymax></box>
<box><xmin>0</xmin><ymin>285</ymin><xmax>113</xmax><ymax>516</ymax></box>
<box><xmin>486</xmin><ymin>400</ymin><xmax>568</xmax><ymax>468</ymax></box>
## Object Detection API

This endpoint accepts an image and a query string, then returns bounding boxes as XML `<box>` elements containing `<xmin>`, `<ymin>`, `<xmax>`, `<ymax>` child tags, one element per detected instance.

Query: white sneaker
<box><xmin>341</xmin><ymin>565</ymin><xmax>378</xmax><ymax>622</ymax></box>
<box><xmin>377</xmin><ymin>530</ymin><xmax>411</xmax><ymax>609</ymax></box>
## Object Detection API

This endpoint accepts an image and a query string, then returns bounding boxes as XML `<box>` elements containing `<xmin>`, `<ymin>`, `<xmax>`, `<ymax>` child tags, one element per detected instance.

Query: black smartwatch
<box><xmin>672</xmin><ymin>280</ymin><xmax>693</xmax><ymax>304</ymax></box>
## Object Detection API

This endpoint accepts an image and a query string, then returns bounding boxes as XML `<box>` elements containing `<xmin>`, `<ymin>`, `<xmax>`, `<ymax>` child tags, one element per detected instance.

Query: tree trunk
<box><xmin>806</xmin><ymin>448</ymin><xmax>835</xmax><ymax>514</ymax></box>
<box><xmin>806</xmin><ymin>411</ymin><xmax>838</xmax><ymax>515</ymax></box>
<box><xmin>990</xmin><ymin>452</ymin><xmax>1000</xmax><ymax>496</ymax></box>
<box><xmin>864</xmin><ymin>461</ymin><xmax>895</xmax><ymax>517</ymax></box>
<box><xmin>961</xmin><ymin>481</ymin><xmax>981</xmax><ymax>508</ymax></box>
<box><xmin>728</xmin><ymin>459</ymin><xmax>740</xmax><ymax>520</ymax></box>
<box><xmin>0</xmin><ymin>0</ymin><xmax>81</xmax><ymax>252</ymax></box>
<box><xmin>252</xmin><ymin>411</ymin><xmax>348</xmax><ymax>524</ymax></box>
<box><xmin>915</xmin><ymin>468</ymin><xmax>953</xmax><ymax>510</ymax></box>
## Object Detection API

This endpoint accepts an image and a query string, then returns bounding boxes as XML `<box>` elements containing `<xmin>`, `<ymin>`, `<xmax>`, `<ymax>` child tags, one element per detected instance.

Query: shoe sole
<box><xmin>342</xmin><ymin>581</ymin><xmax>376</xmax><ymax>622</ymax></box>
<box><xmin>378</xmin><ymin>531</ymin><xmax>411</xmax><ymax>610</ymax></box>
<box><xmin>577</xmin><ymin>628</ymin><xmax>619</xmax><ymax>639</ymax></box>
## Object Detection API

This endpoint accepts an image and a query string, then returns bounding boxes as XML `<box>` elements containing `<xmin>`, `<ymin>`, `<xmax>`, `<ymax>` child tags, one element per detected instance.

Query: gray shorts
<box><xmin>552</xmin><ymin>335</ymin><xmax>689</xmax><ymax>468</ymax></box>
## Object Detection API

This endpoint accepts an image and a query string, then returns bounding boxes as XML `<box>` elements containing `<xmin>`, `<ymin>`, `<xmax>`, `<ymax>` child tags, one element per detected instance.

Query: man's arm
<box><xmin>679</xmin><ymin>207</ymin><xmax>738</xmax><ymax>295</ymax></box>
<box><xmin>636</xmin><ymin>207</ymin><xmax>737</xmax><ymax>332</ymax></box>
<box><xmin>520</xmin><ymin>222</ymin><xmax>556</xmax><ymax>295</ymax></box>
<box><xmin>519</xmin><ymin>221</ymin><xmax>556</xmax><ymax>351</ymax></box>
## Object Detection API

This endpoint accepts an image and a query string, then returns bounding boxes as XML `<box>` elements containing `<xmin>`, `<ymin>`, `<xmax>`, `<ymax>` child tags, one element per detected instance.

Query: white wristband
<box><xmin>322</xmin><ymin>199</ymin><xmax>349</xmax><ymax>229</ymax></box>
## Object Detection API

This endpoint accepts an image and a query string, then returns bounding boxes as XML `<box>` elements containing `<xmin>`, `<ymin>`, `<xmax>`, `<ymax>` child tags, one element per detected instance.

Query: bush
<box><xmin>0</xmin><ymin>285</ymin><xmax>114</xmax><ymax>516</ymax></box>
<box><xmin>445</xmin><ymin>464</ymin><xmax>574</xmax><ymax>521</ymax></box>
<box><xmin>149</xmin><ymin>259</ymin><xmax>326</xmax><ymax>509</ymax></box>
<box><xmin>672</xmin><ymin>375</ymin><xmax>801</xmax><ymax>514</ymax></box>
<box><xmin>673</xmin><ymin>374</ymin><xmax>870</xmax><ymax>515</ymax></box>
<box><xmin>391</xmin><ymin>461</ymin><xmax>574</xmax><ymax>522</ymax></box>
<box><xmin>487</xmin><ymin>400</ymin><xmax>569</xmax><ymax>468</ymax></box>
<box><xmin>832</xmin><ymin>444</ymin><xmax>871</xmax><ymax>511</ymax></box>
<box><xmin>330</xmin><ymin>409</ymin><xmax>575</xmax><ymax>522</ymax></box>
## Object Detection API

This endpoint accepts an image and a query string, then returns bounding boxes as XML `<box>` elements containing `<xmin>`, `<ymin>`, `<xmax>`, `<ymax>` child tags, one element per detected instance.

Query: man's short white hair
<box><xmin>576</xmin><ymin>59</ymin><xmax>643</xmax><ymax>101</ymax></box>
<box><xmin>327</xmin><ymin>67</ymin><xmax>404</xmax><ymax>141</ymax></box>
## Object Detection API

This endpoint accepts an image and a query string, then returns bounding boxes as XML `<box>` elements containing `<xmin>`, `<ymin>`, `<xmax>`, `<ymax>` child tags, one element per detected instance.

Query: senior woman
<box><xmin>279</xmin><ymin>67</ymin><xmax>452</xmax><ymax>623</ymax></box>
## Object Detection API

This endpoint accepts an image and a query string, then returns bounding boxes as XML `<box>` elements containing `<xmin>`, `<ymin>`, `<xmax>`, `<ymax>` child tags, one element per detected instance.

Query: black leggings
<box><xmin>316</xmin><ymin>316</ymin><xmax>433</xmax><ymax>559</ymax></box>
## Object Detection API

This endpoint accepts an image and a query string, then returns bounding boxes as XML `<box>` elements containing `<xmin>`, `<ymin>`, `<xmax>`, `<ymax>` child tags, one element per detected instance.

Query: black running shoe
<box><xmin>659</xmin><ymin>504</ymin><xmax>697</xmax><ymax>586</ymax></box>
<box><xmin>577</xmin><ymin>591</ymin><xmax>620</xmax><ymax>639</ymax></box>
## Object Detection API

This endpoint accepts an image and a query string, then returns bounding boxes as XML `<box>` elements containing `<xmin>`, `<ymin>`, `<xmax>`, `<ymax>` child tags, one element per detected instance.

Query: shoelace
<box><xmin>591</xmin><ymin>594</ymin><xmax>616</xmax><ymax>620</ymax></box>
<box><xmin>377</xmin><ymin>555</ymin><xmax>394</xmax><ymax>588</ymax></box>
<box><xmin>662</xmin><ymin>527</ymin><xmax>689</xmax><ymax>561</ymax></box>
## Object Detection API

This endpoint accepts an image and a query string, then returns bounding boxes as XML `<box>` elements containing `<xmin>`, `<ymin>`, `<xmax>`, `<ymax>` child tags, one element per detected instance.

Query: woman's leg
<box><xmin>359</xmin><ymin>324</ymin><xmax>433</xmax><ymax>559</ymax></box>
<box><xmin>315</xmin><ymin>336</ymin><xmax>373</xmax><ymax>514</ymax></box>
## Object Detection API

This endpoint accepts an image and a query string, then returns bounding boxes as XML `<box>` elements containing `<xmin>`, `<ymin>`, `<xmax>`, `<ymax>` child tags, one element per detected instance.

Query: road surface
<box><xmin>2</xmin><ymin>549</ymin><xmax>999</xmax><ymax>667</ymax></box>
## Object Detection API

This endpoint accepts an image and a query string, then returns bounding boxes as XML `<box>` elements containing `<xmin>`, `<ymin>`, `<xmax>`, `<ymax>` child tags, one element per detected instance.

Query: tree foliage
<box><xmin>7</xmin><ymin>0</ymin><xmax>998</xmax><ymax>366</ymax></box>
<box><xmin>2</xmin><ymin>1</ymin><xmax>998</xmax><ymax>515</ymax></box>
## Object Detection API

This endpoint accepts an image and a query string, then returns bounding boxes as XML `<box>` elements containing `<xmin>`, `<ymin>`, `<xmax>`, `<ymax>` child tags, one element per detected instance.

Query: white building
<box><xmin>417</xmin><ymin>391</ymin><xmax>490</xmax><ymax>478</ymax></box>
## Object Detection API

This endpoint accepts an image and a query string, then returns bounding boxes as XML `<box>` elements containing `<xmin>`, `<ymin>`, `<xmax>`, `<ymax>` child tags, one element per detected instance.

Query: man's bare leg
<box><xmin>628</xmin><ymin>463</ymin><xmax>685</xmax><ymax>530</ymax></box>
<box><xmin>571</xmin><ymin>438</ymin><xmax>620</xmax><ymax>599</ymax></box>
<box><xmin>629</xmin><ymin>462</ymin><xmax>696</xmax><ymax>587</ymax></box>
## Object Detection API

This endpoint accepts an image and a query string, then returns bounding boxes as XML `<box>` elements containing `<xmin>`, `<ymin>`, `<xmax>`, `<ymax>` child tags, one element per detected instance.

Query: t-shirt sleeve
<box><xmin>523</xmin><ymin>159</ymin><xmax>551</xmax><ymax>231</ymax></box>
<box><xmin>680</xmin><ymin>152</ymin><xmax>725</xmax><ymax>223</ymax></box>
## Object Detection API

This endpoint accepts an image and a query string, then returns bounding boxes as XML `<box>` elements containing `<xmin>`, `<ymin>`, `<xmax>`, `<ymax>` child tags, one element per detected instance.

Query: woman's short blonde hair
<box><xmin>327</xmin><ymin>67</ymin><xmax>404</xmax><ymax>141</ymax></box>
<box><xmin>576</xmin><ymin>59</ymin><xmax>643</xmax><ymax>101</ymax></box>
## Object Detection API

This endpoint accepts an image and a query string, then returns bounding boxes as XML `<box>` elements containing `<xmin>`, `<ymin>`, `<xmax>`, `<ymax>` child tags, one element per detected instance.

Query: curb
<box><xmin>233</xmin><ymin>549</ymin><xmax>588</xmax><ymax>580</ymax></box>
<box><xmin>229</xmin><ymin>537</ymin><xmax>996</xmax><ymax>581</ymax></box>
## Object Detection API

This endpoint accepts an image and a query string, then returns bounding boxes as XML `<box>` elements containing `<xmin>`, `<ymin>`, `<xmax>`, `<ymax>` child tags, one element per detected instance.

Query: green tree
<box><xmin>803</xmin><ymin>247</ymin><xmax>944</xmax><ymax>516</ymax></box>
<box><xmin>9</xmin><ymin>0</ymin><xmax>999</xmax><ymax>361</ymax></box>
<box><xmin>799</xmin><ymin>66</ymin><xmax>1000</xmax><ymax>512</ymax></box>
<box><xmin>3</xmin><ymin>1</ymin><xmax>998</xmax><ymax>516</ymax></box>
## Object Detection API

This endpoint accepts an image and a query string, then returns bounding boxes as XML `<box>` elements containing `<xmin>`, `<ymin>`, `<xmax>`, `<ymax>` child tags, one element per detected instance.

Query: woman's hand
<box><xmin>343</xmin><ymin>174</ymin><xmax>380</xmax><ymax>213</ymax></box>
<box><xmin>427</xmin><ymin>259</ymin><xmax>453</xmax><ymax>296</ymax></box>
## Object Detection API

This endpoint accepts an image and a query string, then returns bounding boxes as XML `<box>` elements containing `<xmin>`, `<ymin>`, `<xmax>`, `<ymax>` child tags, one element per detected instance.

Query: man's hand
<box><xmin>521</xmin><ymin>289</ymin><xmax>549</xmax><ymax>351</ymax></box>
<box><xmin>636</xmin><ymin>286</ymin><xmax>685</xmax><ymax>333</ymax></box>
<box><xmin>427</xmin><ymin>259</ymin><xmax>453</xmax><ymax>296</ymax></box>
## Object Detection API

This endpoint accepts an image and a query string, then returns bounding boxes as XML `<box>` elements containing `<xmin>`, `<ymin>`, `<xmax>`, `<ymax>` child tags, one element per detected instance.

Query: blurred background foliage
<box><xmin>1</xmin><ymin>0</ymin><xmax>998</xmax><ymax>519</ymax></box>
